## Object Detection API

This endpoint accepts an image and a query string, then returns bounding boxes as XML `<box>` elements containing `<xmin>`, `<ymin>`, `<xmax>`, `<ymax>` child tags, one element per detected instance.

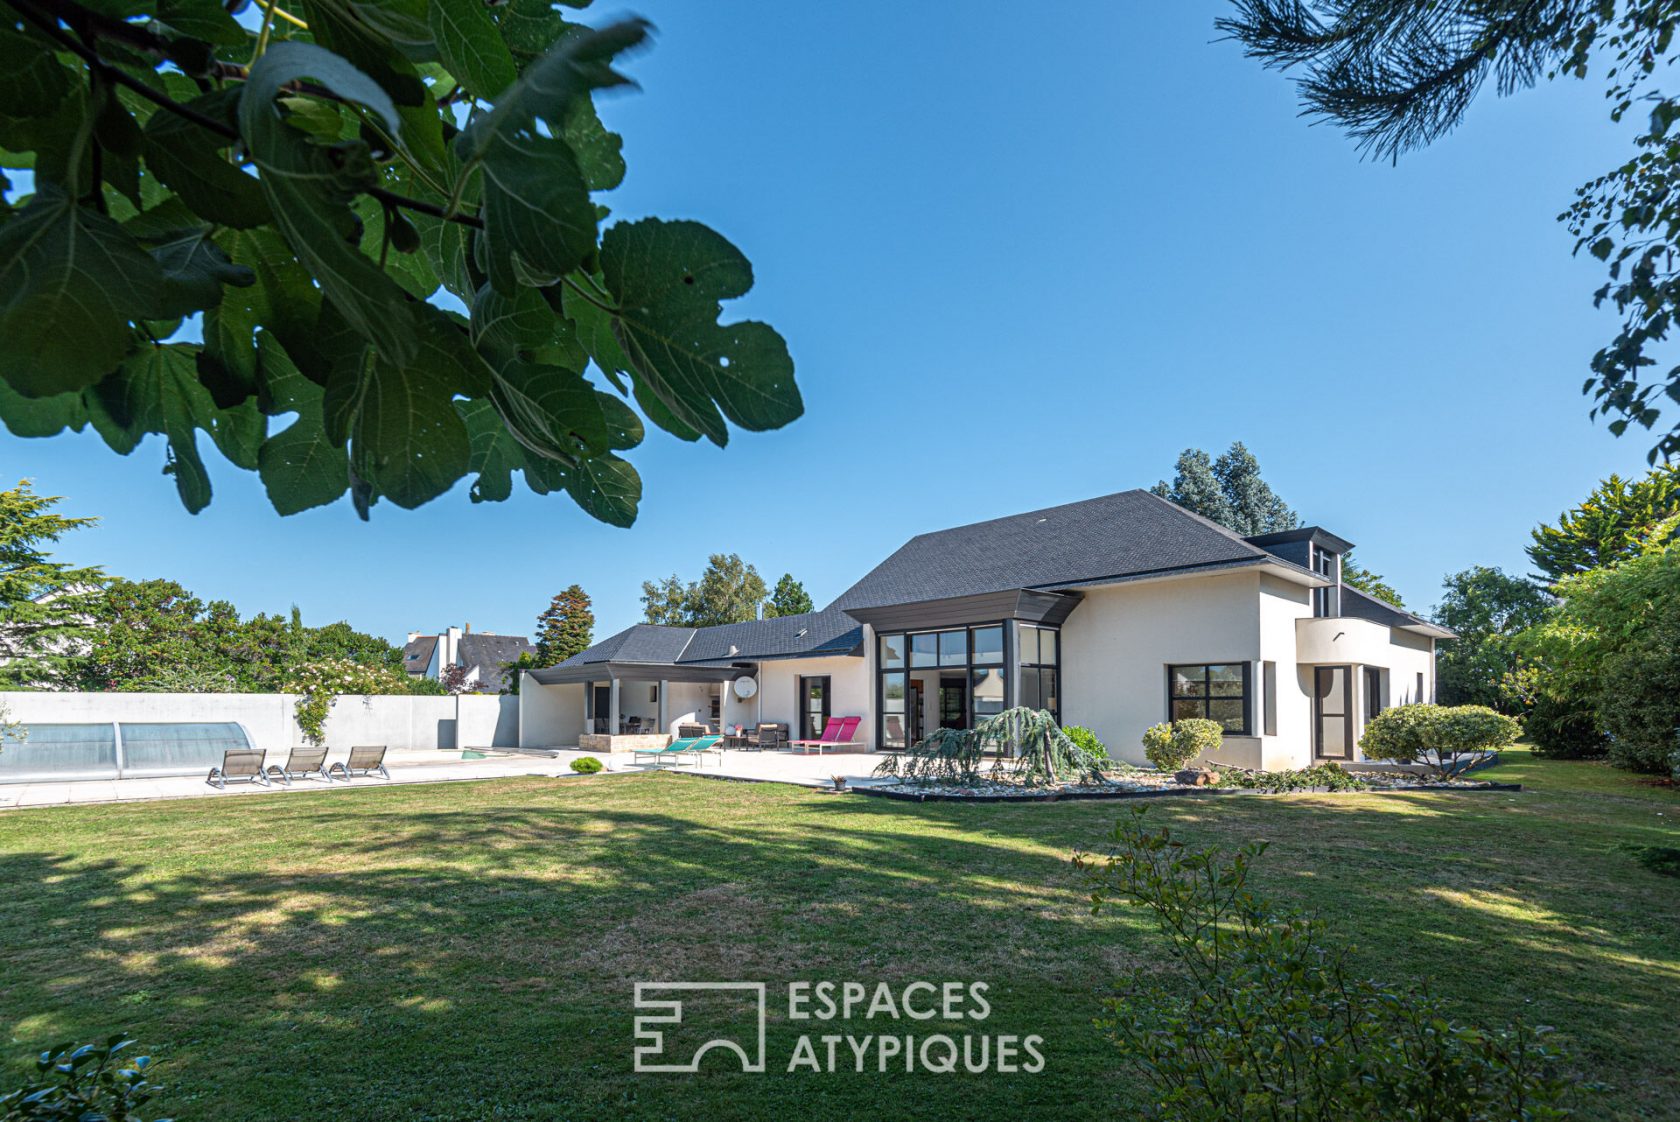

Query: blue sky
<box><xmin>1</xmin><ymin>1</ymin><xmax>1657</xmax><ymax>644</ymax></box>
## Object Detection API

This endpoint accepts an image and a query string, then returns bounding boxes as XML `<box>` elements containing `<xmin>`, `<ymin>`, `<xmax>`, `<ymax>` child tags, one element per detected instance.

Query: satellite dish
<box><xmin>733</xmin><ymin>676</ymin><xmax>758</xmax><ymax>699</ymax></box>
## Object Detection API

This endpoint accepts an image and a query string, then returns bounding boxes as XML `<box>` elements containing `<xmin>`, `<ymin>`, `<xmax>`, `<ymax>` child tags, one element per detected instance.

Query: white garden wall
<box><xmin>0</xmin><ymin>690</ymin><xmax>519</xmax><ymax>751</ymax></box>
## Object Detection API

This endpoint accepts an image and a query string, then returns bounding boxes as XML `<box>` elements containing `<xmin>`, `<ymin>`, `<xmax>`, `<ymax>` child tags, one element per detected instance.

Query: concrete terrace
<box><xmin>0</xmin><ymin>746</ymin><xmax>901</xmax><ymax>809</ymax></box>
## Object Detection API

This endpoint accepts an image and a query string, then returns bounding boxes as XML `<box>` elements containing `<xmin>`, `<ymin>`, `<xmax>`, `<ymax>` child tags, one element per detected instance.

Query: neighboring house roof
<box><xmin>457</xmin><ymin>633</ymin><xmax>536</xmax><ymax>690</ymax></box>
<box><xmin>402</xmin><ymin>636</ymin><xmax>437</xmax><ymax>676</ymax></box>
<box><xmin>830</xmin><ymin>489</ymin><xmax>1320</xmax><ymax>611</ymax></box>
<box><xmin>1341</xmin><ymin>586</ymin><xmax>1456</xmax><ymax>639</ymax></box>
<box><xmin>549</xmin><ymin>608</ymin><xmax>863</xmax><ymax>674</ymax></box>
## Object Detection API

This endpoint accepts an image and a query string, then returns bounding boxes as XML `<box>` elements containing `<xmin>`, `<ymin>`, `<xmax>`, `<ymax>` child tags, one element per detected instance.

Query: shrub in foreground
<box><xmin>1216</xmin><ymin>764</ymin><xmax>1366</xmax><ymax>793</ymax></box>
<box><xmin>1</xmin><ymin>1035</ymin><xmax>171</xmax><ymax>1121</ymax></box>
<box><xmin>1062</xmin><ymin>725</ymin><xmax>1109</xmax><ymax>762</ymax></box>
<box><xmin>1360</xmin><ymin>703</ymin><xmax>1519</xmax><ymax>777</ymax></box>
<box><xmin>1140</xmin><ymin>719</ymin><xmax>1223</xmax><ymax>772</ymax></box>
<box><xmin>1073</xmin><ymin>811</ymin><xmax>1582</xmax><ymax>1121</ymax></box>
<box><xmin>569</xmin><ymin>756</ymin><xmax>604</xmax><ymax>775</ymax></box>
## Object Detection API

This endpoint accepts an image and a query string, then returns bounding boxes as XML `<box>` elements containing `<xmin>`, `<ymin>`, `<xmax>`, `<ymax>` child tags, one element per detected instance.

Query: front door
<box><xmin>799</xmin><ymin>676</ymin><xmax>831</xmax><ymax>740</ymax></box>
<box><xmin>1314</xmin><ymin>666</ymin><xmax>1352</xmax><ymax>759</ymax></box>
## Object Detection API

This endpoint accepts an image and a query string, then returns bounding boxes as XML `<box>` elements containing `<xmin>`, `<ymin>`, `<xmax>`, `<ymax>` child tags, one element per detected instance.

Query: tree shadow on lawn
<box><xmin>0</xmin><ymin>783</ymin><xmax>1138</xmax><ymax>1122</ymax></box>
<box><xmin>0</xmin><ymin>769</ymin><xmax>1675</xmax><ymax>1119</ymax></box>
<box><xmin>821</xmin><ymin>775</ymin><xmax>1680</xmax><ymax>1116</ymax></box>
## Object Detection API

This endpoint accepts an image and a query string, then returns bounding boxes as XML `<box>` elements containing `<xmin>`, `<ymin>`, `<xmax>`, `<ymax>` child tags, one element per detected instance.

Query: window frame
<box><xmin>1165</xmin><ymin>662</ymin><xmax>1252</xmax><ymax>736</ymax></box>
<box><xmin>1017</xmin><ymin>622</ymin><xmax>1061</xmax><ymax>725</ymax></box>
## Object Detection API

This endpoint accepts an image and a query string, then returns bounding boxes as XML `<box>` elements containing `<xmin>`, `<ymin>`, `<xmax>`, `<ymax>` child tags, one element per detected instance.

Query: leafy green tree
<box><xmin>1431</xmin><ymin>566</ymin><xmax>1552</xmax><ymax>711</ymax></box>
<box><xmin>71</xmin><ymin>576</ymin><xmax>400</xmax><ymax>691</ymax></box>
<box><xmin>1220</xmin><ymin>2</ymin><xmax>1680</xmax><ymax>461</ymax></box>
<box><xmin>639</xmin><ymin>554</ymin><xmax>767</xmax><ymax>627</ymax></box>
<box><xmin>0</xmin><ymin>3</ymin><xmax>801</xmax><ymax>524</ymax></box>
<box><xmin>640</xmin><ymin>573</ymin><xmax>691</xmax><ymax>626</ymax></box>
<box><xmin>687</xmin><ymin>553</ymin><xmax>767</xmax><ymax>627</ymax></box>
<box><xmin>0</xmin><ymin>479</ymin><xmax>103</xmax><ymax>688</ymax></box>
<box><xmin>1339</xmin><ymin>551</ymin><xmax>1403</xmax><ymax>607</ymax></box>
<box><xmin>763</xmin><ymin>573</ymin><xmax>814</xmax><ymax>618</ymax></box>
<box><xmin>1524</xmin><ymin>524</ymin><xmax>1680</xmax><ymax>774</ymax></box>
<box><xmin>535</xmin><ymin>583</ymin><xmax>593</xmax><ymax>664</ymax></box>
<box><xmin>1528</xmin><ymin>463</ymin><xmax>1680</xmax><ymax>582</ymax></box>
<box><xmin>1151</xmin><ymin>442</ymin><xmax>1298</xmax><ymax>536</ymax></box>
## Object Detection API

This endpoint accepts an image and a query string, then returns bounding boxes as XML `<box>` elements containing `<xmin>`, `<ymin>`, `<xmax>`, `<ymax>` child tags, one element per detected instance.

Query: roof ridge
<box><xmin>1134</xmin><ymin>490</ymin><xmax>1269</xmax><ymax>556</ymax></box>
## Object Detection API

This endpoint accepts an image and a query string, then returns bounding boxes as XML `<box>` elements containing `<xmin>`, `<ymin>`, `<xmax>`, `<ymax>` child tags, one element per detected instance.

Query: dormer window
<box><xmin>1312</xmin><ymin>544</ymin><xmax>1340</xmax><ymax>617</ymax></box>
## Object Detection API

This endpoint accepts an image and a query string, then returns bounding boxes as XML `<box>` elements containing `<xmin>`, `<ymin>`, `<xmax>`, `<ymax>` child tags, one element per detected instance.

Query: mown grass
<box><xmin>0</xmin><ymin>749</ymin><xmax>1676</xmax><ymax>1120</ymax></box>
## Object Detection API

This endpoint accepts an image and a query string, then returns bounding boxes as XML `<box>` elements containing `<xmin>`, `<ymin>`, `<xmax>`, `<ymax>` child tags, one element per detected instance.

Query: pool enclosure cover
<box><xmin>0</xmin><ymin>722</ymin><xmax>254</xmax><ymax>782</ymax></box>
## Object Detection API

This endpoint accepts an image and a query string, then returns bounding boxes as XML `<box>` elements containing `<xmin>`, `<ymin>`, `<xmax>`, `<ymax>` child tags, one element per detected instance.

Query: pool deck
<box><xmin>0</xmin><ymin>746</ymin><xmax>902</xmax><ymax>810</ymax></box>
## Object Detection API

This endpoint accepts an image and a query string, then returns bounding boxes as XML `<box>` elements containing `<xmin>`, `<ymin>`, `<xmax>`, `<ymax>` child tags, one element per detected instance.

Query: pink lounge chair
<box><xmin>789</xmin><ymin>715</ymin><xmax>862</xmax><ymax>755</ymax></box>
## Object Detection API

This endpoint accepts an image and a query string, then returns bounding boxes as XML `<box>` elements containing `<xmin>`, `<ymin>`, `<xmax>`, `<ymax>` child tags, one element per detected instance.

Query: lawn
<box><xmin>0</xmin><ymin>750</ymin><xmax>1676</xmax><ymax>1120</ymax></box>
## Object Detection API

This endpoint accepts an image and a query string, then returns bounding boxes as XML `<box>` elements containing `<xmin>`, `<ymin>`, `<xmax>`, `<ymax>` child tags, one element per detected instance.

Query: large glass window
<box><xmin>1018</xmin><ymin>623</ymin><xmax>1060</xmax><ymax>723</ymax></box>
<box><xmin>1168</xmin><ymin>663</ymin><xmax>1250</xmax><ymax>734</ymax></box>
<box><xmin>880</xmin><ymin>672</ymin><xmax>907</xmax><ymax>749</ymax></box>
<box><xmin>879</xmin><ymin>634</ymin><xmax>905</xmax><ymax>670</ymax></box>
<box><xmin>879</xmin><ymin>622</ymin><xmax>1020</xmax><ymax>745</ymax></box>
<box><xmin>971</xmin><ymin>667</ymin><xmax>1005</xmax><ymax>722</ymax></box>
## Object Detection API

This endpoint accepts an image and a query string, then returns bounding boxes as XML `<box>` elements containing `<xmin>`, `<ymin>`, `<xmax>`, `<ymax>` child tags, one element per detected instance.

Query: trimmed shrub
<box><xmin>1062</xmin><ymin>725</ymin><xmax>1108</xmax><ymax>762</ymax></box>
<box><xmin>1216</xmin><ymin>765</ymin><xmax>1367</xmax><ymax>793</ymax></box>
<box><xmin>569</xmin><ymin>756</ymin><xmax>604</xmax><ymax>774</ymax></box>
<box><xmin>1360</xmin><ymin>703</ymin><xmax>1520</xmax><ymax>777</ymax></box>
<box><xmin>1141</xmin><ymin>718</ymin><xmax>1223</xmax><ymax>772</ymax></box>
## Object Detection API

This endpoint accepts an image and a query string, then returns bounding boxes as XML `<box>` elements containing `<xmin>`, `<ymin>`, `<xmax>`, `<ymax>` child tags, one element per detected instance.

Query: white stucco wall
<box><xmin>1258</xmin><ymin>574</ymin><xmax>1316</xmax><ymax>769</ymax></box>
<box><xmin>1061</xmin><ymin>571</ymin><xmax>1278</xmax><ymax>770</ymax></box>
<box><xmin>1</xmin><ymin>690</ymin><xmax>518</xmax><ymax>751</ymax></box>
<box><xmin>518</xmin><ymin>679</ymin><xmax>583</xmax><ymax>748</ymax></box>
<box><xmin>755</xmin><ymin>653</ymin><xmax>873</xmax><ymax>747</ymax></box>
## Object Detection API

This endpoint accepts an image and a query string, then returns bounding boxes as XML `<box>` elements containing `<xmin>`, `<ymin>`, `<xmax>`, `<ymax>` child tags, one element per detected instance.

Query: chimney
<box><xmin>464</xmin><ymin>621</ymin><xmax>472</xmax><ymax>634</ymax></box>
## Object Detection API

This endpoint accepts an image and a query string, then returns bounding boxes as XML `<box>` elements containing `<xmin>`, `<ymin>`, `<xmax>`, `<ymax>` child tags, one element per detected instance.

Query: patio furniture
<box><xmin>329</xmin><ymin>745</ymin><xmax>390</xmax><ymax>780</ymax></box>
<box><xmin>266</xmin><ymin>746</ymin><xmax>331</xmax><ymax>785</ymax></box>
<box><xmin>789</xmin><ymin>716</ymin><xmax>863</xmax><ymax>755</ymax></box>
<box><xmin>755</xmin><ymin>724</ymin><xmax>786</xmax><ymax>751</ymax></box>
<box><xmin>677</xmin><ymin>723</ymin><xmax>710</xmax><ymax>739</ymax></box>
<box><xmin>207</xmin><ymin>749</ymin><xmax>269</xmax><ymax>789</ymax></box>
<box><xmin>633</xmin><ymin>735</ymin><xmax>723</xmax><ymax>768</ymax></box>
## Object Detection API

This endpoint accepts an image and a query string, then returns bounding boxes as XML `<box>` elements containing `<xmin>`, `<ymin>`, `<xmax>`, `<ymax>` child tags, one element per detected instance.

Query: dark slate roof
<box><xmin>551</xmin><ymin>608</ymin><xmax>862</xmax><ymax>671</ymax></box>
<box><xmin>1341</xmin><ymin>586</ymin><xmax>1455</xmax><ymax>637</ymax></box>
<box><xmin>682</xmin><ymin>608</ymin><xmax>863</xmax><ymax>664</ymax></box>
<box><xmin>402</xmin><ymin>635</ymin><xmax>436</xmax><ymax>675</ymax></box>
<box><xmin>457</xmin><ymin>633</ymin><xmax>536</xmax><ymax>689</ymax></box>
<box><xmin>829</xmin><ymin>489</ymin><xmax>1315</xmax><ymax>611</ymax></box>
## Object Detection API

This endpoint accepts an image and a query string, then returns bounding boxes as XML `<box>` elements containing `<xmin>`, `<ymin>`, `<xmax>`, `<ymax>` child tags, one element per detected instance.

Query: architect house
<box><xmin>518</xmin><ymin>491</ymin><xmax>1453</xmax><ymax>768</ymax></box>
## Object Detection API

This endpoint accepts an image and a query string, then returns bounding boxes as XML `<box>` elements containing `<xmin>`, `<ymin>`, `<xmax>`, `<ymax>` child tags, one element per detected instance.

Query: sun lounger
<box><xmin>266</xmin><ymin>746</ymin><xmax>331</xmax><ymax>785</ymax></box>
<box><xmin>207</xmin><ymin>749</ymin><xmax>269</xmax><ymax>789</ymax></box>
<box><xmin>789</xmin><ymin>716</ymin><xmax>862</xmax><ymax>755</ymax></box>
<box><xmin>633</xmin><ymin>735</ymin><xmax>723</xmax><ymax>768</ymax></box>
<box><xmin>328</xmin><ymin>745</ymin><xmax>390</xmax><ymax>780</ymax></box>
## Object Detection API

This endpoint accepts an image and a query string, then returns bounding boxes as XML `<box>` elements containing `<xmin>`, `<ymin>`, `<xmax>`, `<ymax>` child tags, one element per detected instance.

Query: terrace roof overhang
<box><xmin>526</xmin><ymin>661</ymin><xmax>753</xmax><ymax>686</ymax></box>
<box><xmin>841</xmin><ymin>588</ymin><xmax>1084</xmax><ymax>633</ymax></box>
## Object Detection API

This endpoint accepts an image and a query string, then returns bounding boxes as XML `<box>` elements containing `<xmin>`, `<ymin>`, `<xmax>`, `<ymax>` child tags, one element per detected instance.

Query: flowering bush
<box><xmin>286</xmin><ymin>659</ymin><xmax>415</xmax><ymax>746</ymax></box>
<box><xmin>1141</xmin><ymin>718</ymin><xmax>1223</xmax><ymax>771</ymax></box>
